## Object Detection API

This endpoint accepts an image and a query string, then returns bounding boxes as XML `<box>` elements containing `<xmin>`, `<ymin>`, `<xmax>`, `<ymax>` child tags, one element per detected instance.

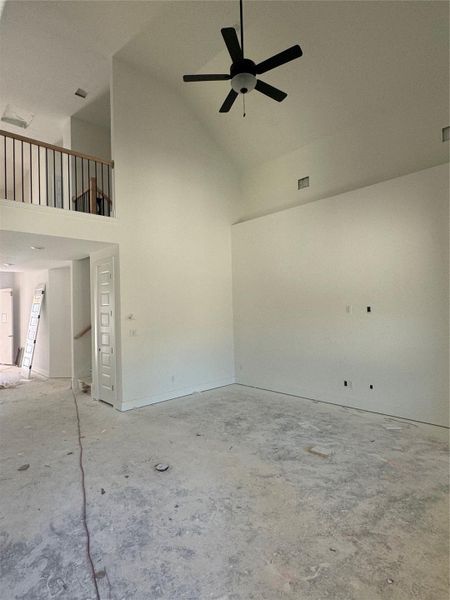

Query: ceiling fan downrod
<box><xmin>182</xmin><ymin>0</ymin><xmax>303</xmax><ymax>113</ymax></box>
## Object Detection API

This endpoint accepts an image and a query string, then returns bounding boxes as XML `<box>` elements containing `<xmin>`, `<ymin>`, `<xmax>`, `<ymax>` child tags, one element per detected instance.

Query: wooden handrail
<box><xmin>72</xmin><ymin>179</ymin><xmax>112</xmax><ymax>205</ymax></box>
<box><xmin>0</xmin><ymin>128</ymin><xmax>114</xmax><ymax>168</ymax></box>
<box><xmin>74</xmin><ymin>324</ymin><xmax>91</xmax><ymax>340</ymax></box>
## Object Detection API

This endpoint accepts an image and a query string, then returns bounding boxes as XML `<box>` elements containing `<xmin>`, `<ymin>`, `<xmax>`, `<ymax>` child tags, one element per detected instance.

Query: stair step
<box><xmin>78</xmin><ymin>377</ymin><xmax>92</xmax><ymax>394</ymax></box>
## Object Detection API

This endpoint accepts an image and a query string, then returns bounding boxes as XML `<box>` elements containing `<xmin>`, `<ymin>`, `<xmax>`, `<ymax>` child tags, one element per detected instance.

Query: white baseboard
<box><xmin>120</xmin><ymin>378</ymin><xmax>235</xmax><ymax>412</ymax></box>
<box><xmin>31</xmin><ymin>366</ymin><xmax>49</xmax><ymax>379</ymax></box>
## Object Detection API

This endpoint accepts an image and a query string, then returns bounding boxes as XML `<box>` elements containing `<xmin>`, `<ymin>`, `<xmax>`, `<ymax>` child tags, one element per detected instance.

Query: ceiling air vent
<box><xmin>1</xmin><ymin>104</ymin><xmax>34</xmax><ymax>129</ymax></box>
<box><xmin>442</xmin><ymin>126</ymin><xmax>450</xmax><ymax>142</ymax></box>
<box><xmin>298</xmin><ymin>176</ymin><xmax>310</xmax><ymax>190</ymax></box>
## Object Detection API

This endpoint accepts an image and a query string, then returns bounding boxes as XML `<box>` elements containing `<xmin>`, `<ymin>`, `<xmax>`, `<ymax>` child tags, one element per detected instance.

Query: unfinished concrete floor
<box><xmin>0</xmin><ymin>378</ymin><xmax>448</xmax><ymax>600</ymax></box>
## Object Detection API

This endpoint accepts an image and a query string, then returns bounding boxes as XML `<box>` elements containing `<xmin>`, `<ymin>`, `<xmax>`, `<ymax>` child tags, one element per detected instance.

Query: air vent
<box><xmin>442</xmin><ymin>126</ymin><xmax>450</xmax><ymax>142</ymax></box>
<box><xmin>298</xmin><ymin>176</ymin><xmax>309</xmax><ymax>190</ymax></box>
<box><xmin>1</xmin><ymin>104</ymin><xmax>34</xmax><ymax>129</ymax></box>
<box><xmin>75</xmin><ymin>88</ymin><xmax>87</xmax><ymax>99</ymax></box>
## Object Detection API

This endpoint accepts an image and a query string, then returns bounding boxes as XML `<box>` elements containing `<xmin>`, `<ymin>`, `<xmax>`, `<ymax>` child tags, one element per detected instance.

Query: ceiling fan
<box><xmin>182</xmin><ymin>0</ymin><xmax>303</xmax><ymax>113</ymax></box>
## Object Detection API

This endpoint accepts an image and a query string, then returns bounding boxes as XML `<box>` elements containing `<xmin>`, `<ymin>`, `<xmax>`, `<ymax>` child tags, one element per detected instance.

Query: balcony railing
<box><xmin>0</xmin><ymin>129</ymin><xmax>114</xmax><ymax>217</ymax></box>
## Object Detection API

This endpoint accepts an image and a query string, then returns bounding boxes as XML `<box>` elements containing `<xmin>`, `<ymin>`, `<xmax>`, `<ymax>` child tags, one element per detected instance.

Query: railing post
<box><xmin>89</xmin><ymin>177</ymin><xmax>97</xmax><ymax>215</ymax></box>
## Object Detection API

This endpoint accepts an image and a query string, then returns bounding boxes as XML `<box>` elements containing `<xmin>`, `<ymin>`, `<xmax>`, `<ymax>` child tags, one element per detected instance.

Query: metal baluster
<box><xmin>75</xmin><ymin>156</ymin><xmax>78</xmax><ymax>210</ymax></box>
<box><xmin>3</xmin><ymin>136</ymin><xmax>7</xmax><ymax>200</ymax></box>
<box><xmin>108</xmin><ymin>165</ymin><xmax>111</xmax><ymax>215</ymax></box>
<box><xmin>13</xmin><ymin>140</ymin><xmax>16</xmax><ymax>201</ymax></box>
<box><xmin>21</xmin><ymin>141</ymin><xmax>24</xmax><ymax>202</ymax></box>
<box><xmin>53</xmin><ymin>149</ymin><xmax>56</xmax><ymax>207</ymax></box>
<box><xmin>60</xmin><ymin>151</ymin><xmax>63</xmax><ymax>208</ymax></box>
<box><xmin>45</xmin><ymin>148</ymin><xmax>48</xmax><ymax>206</ymax></box>
<box><xmin>29</xmin><ymin>143</ymin><xmax>33</xmax><ymax>203</ymax></box>
<box><xmin>67</xmin><ymin>154</ymin><xmax>71</xmax><ymax>211</ymax></box>
<box><xmin>38</xmin><ymin>146</ymin><xmax>41</xmax><ymax>205</ymax></box>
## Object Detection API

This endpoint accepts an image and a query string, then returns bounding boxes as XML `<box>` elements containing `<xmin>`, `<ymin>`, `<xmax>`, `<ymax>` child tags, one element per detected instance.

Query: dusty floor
<box><xmin>0</xmin><ymin>378</ymin><xmax>448</xmax><ymax>600</ymax></box>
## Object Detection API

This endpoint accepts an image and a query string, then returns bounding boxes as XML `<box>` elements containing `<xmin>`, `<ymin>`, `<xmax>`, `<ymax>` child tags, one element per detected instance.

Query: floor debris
<box><xmin>17</xmin><ymin>464</ymin><xmax>30</xmax><ymax>471</ymax></box>
<box><xmin>95</xmin><ymin>569</ymin><xmax>106</xmax><ymax>579</ymax></box>
<box><xmin>302</xmin><ymin>563</ymin><xmax>329</xmax><ymax>581</ymax></box>
<box><xmin>307</xmin><ymin>446</ymin><xmax>331</xmax><ymax>458</ymax></box>
<box><xmin>155</xmin><ymin>463</ymin><xmax>169</xmax><ymax>472</ymax></box>
<box><xmin>101</xmin><ymin>488</ymin><xmax>106</xmax><ymax>495</ymax></box>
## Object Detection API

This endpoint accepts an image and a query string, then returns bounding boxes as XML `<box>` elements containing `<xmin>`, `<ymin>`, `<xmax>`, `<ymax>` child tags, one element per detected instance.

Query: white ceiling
<box><xmin>0</xmin><ymin>0</ymin><xmax>162</xmax><ymax>143</ymax></box>
<box><xmin>0</xmin><ymin>231</ymin><xmax>113</xmax><ymax>271</ymax></box>
<box><xmin>0</xmin><ymin>1</ymin><xmax>448</xmax><ymax>177</ymax></box>
<box><xmin>117</xmin><ymin>0</ymin><xmax>450</xmax><ymax>171</ymax></box>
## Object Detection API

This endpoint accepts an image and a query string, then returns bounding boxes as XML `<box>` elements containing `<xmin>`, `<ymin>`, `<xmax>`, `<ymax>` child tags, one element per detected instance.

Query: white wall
<box><xmin>0</xmin><ymin>199</ymin><xmax>120</xmax><ymax>245</ymax></box>
<box><xmin>112</xmin><ymin>59</ymin><xmax>238</xmax><ymax>409</ymax></box>
<box><xmin>236</xmin><ymin>114</ymin><xmax>449</xmax><ymax>224</ymax></box>
<box><xmin>48</xmin><ymin>267</ymin><xmax>72</xmax><ymax>377</ymax></box>
<box><xmin>0</xmin><ymin>271</ymin><xmax>20</xmax><ymax>360</ymax></box>
<box><xmin>69</xmin><ymin>117</ymin><xmax>111</xmax><ymax>162</ymax></box>
<box><xmin>71</xmin><ymin>258</ymin><xmax>91</xmax><ymax>383</ymax></box>
<box><xmin>232</xmin><ymin>164</ymin><xmax>449</xmax><ymax>426</ymax></box>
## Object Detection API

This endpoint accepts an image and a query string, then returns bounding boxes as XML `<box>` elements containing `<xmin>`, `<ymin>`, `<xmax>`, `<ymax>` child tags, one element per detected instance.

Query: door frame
<box><xmin>91</xmin><ymin>254</ymin><xmax>118</xmax><ymax>408</ymax></box>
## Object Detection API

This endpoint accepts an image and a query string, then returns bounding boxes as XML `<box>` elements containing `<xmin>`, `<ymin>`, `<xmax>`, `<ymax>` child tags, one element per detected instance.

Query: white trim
<box><xmin>0</xmin><ymin>198</ymin><xmax>119</xmax><ymax>224</ymax></box>
<box><xmin>119</xmin><ymin>378</ymin><xmax>235</xmax><ymax>412</ymax></box>
<box><xmin>91</xmin><ymin>254</ymin><xmax>118</xmax><ymax>408</ymax></box>
<box><xmin>31</xmin><ymin>366</ymin><xmax>49</xmax><ymax>378</ymax></box>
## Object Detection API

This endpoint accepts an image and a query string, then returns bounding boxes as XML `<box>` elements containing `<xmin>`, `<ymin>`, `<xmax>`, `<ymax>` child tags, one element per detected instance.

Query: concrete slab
<box><xmin>0</xmin><ymin>379</ymin><xmax>448</xmax><ymax>599</ymax></box>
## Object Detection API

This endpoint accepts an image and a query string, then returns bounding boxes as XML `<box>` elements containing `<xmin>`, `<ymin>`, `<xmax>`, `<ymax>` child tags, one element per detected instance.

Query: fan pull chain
<box><xmin>242</xmin><ymin>94</ymin><xmax>246</xmax><ymax>118</ymax></box>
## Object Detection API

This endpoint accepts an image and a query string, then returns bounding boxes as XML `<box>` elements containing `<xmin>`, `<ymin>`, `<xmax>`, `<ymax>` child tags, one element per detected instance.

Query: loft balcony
<box><xmin>0</xmin><ymin>129</ymin><xmax>114</xmax><ymax>217</ymax></box>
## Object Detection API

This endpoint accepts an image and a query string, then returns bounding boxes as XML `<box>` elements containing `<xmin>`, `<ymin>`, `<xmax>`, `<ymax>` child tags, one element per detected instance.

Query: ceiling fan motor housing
<box><xmin>231</xmin><ymin>58</ymin><xmax>257</xmax><ymax>94</ymax></box>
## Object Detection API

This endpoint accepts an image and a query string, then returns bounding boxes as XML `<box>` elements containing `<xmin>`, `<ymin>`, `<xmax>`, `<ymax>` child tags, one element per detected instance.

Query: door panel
<box><xmin>96</xmin><ymin>258</ymin><xmax>115</xmax><ymax>405</ymax></box>
<box><xmin>0</xmin><ymin>288</ymin><xmax>13</xmax><ymax>365</ymax></box>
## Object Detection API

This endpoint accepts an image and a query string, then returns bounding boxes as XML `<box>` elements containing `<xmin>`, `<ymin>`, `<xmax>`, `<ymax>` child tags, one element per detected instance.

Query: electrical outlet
<box><xmin>344</xmin><ymin>380</ymin><xmax>353</xmax><ymax>390</ymax></box>
<box><xmin>346</xmin><ymin>304</ymin><xmax>352</xmax><ymax>314</ymax></box>
<box><xmin>129</xmin><ymin>329</ymin><xmax>137</xmax><ymax>337</ymax></box>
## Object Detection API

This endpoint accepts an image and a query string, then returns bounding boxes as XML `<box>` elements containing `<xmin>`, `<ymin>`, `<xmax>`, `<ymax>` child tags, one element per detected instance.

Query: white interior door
<box><xmin>95</xmin><ymin>257</ymin><xmax>116</xmax><ymax>405</ymax></box>
<box><xmin>0</xmin><ymin>288</ymin><xmax>14</xmax><ymax>365</ymax></box>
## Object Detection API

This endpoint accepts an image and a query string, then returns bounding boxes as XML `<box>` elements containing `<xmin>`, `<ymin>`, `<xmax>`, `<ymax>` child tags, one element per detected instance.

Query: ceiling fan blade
<box><xmin>255</xmin><ymin>79</ymin><xmax>287</xmax><ymax>102</ymax></box>
<box><xmin>183</xmin><ymin>74</ymin><xmax>231</xmax><ymax>82</ymax></box>
<box><xmin>219</xmin><ymin>89</ymin><xmax>239</xmax><ymax>113</ymax></box>
<box><xmin>221</xmin><ymin>27</ymin><xmax>242</xmax><ymax>62</ymax></box>
<box><xmin>256</xmin><ymin>44</ymin><xmax>303</xmax><ymax>75</ymax></box>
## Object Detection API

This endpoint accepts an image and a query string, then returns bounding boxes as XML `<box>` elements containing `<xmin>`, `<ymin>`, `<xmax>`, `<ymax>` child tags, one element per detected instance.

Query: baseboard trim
<box><xmin>120</xmin><ymin>378</ymin><xmax>235</xmax><ymax>412</ymax></box>
<box><xmin>236</xmin><ymin>383</ymin><xmax>450</xmax><ymax>430</ymax></box>
<box><xmin>31</xmin><ymin>366</ymin><xmax>49</xmax><ymax>379</ymax></box>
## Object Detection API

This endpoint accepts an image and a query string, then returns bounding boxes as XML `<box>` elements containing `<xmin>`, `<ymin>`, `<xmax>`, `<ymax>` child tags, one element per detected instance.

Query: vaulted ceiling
<box><xmin>1</xmin><ymin>1</ymin><xmax>448</xmax><ymax>176</ymax></box>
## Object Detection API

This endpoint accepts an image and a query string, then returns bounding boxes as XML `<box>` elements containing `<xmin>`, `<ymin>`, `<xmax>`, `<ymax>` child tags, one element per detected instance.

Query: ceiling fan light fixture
<box><xmin>231</xmin><ymin>72</ymin><xmax>256</xmax><ymax>94</ymax></box>
<box><xmin>182</xmin><ymin>0</ymin><xmax>302</xmax><ymax>113</ymax></box>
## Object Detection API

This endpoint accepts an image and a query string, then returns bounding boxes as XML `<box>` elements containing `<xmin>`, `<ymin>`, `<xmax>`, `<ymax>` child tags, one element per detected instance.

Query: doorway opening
<box><xmin>0</xmin><ymin>232</ymin><xmax>119</xmax><ymax>406</ymax></box>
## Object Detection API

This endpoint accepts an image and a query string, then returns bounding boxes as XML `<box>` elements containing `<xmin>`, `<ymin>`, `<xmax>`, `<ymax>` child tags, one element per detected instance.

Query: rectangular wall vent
<box><xmin>442</xmin><ymin>126</ymin><xmax>450</xmax><ymax>142</ymax></box>
<box><xmin>298</xmin><ymin>176</ymin><xmax>310</xmax><ymax>190</ymax></box>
